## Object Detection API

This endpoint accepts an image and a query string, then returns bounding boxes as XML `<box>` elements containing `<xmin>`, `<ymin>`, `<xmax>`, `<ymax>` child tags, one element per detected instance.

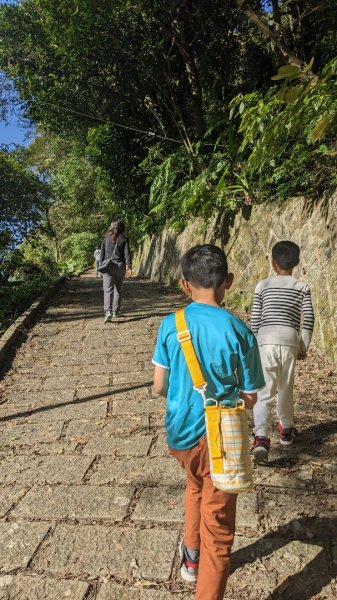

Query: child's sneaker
<box><xmin>179</xmin><ymin>540</ymin><xmax>199</xmax><ymax>583</ymax></box>
<box><xmin>253</xmin><ymin>436</ymin><xmax>270</xmax><ymax>465</ymax></box>
<box><xmin>104</xmin><ymin>313</ymin><xmax>112</xmax><ymax>324</ymax></box>
<box><xmin>277</xmin><ymin>422</ymin><xmax>299</xmax><ymax>446</ymax></box>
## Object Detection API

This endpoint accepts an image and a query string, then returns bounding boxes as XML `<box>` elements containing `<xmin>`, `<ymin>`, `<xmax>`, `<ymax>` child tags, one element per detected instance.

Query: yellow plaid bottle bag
<box><xmin>175</xmin><ymin>308</ymin><xmax>253</xmax><ymax>494</ymax></box>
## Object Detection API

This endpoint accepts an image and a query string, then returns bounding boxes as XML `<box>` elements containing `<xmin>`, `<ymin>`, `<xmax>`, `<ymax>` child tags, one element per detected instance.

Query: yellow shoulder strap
<box><xmin>175</xmin><ymin>308</ymin><xmax>207</xmax><ymax>390</ymax></box>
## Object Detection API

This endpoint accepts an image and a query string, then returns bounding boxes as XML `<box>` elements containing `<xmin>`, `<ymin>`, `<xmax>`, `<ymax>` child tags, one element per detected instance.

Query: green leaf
<box><xmin>278</xmin><ymin>65</ymin><xmax>302</xmax><ymax>75</ymax></box>
<box><xmin>306</xmin><ymin>128</ymin><xmax>313</xmax><ymax>145</ymax></box>
<box><xmin>239</xmin><ymin>102</ymin><xmax>245</xmax><ymax>114</ymax></box>
<box><xmin>271</xmin><ymin>65</ymin><xmax>302</xmax><ymax>81</ymax></box>
<box><xmin>217</xmin><ymin>170</ymin><xmax>229</xmax><ymax>192</ymax></box>
<box><xmin>304</xmin><ymin>56</ymin><xmax>314</xmax><ymax>72</ymax></box>
<box><xmin>277</xmin><ymin>87</ymin><xmax>287</xmax><ymax>101</ymax></box>
<box><xmin>284</xmin><ymin>85</ymin><xmax>303</xmax><ymax>104</ymax></box>
<box><xmin>271</xmin><ymin>73</ymin><xmax>288</xmax><ymax>81</ymax></box>
<box><xmin>311</xmin><ymin>115</ymin><xmax>332</xmax><ymax>143</ymax></box>
<box><xmin>317</xmin><ymin>144</ymin><xmax>330</xmax><ymax>155</ymax></box>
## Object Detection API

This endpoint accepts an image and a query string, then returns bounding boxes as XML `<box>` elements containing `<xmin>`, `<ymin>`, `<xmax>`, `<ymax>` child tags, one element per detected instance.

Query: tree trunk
<box><xmin>160</xmin><ymin>21</ymin><xmax>205</xmax><ymax>140</ymax></box>
<box><xmin>235</xmin><ymin>0</ymin><xmax>304</xmax><ymax>69</ymax></box>
<box><xmin>271</xmin><ymin>0</ymin><xmax>282</xmax><ymax>35</ymax></box>
<box><xmin>175</xmin><ymin>40</ymin><xmax>205</xmax><ymax>139</ymax></box>
<box><xmin>271</xmin><ymin>0</ymin><xmax>281</xmax><ymax>26</ymax></box>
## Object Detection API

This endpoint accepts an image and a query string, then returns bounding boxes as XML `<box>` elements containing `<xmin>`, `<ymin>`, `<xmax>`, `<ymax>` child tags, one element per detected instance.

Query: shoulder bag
<box><xmin>175</xmin><ymin>307</ymin><xmax>253</xmax><ymax>494</ymax></box>
<box><xmin>97</xmin><ymin>241</ymin><xmax>118</xmax><ymax>274</ymax></box>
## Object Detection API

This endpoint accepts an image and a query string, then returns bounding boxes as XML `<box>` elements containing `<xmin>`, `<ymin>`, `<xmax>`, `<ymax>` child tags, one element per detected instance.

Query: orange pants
<box><xmin>170</xmin><ymin>435</ymin><xmax>237</xmax><ymax>600</ymax></box>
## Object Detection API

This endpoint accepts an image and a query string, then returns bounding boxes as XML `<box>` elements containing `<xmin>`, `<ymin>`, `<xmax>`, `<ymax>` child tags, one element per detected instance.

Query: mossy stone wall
<box><xmin>136</xmin><ymin>193</ymin><xmax>337</xmax><ymax>363</ymax></box>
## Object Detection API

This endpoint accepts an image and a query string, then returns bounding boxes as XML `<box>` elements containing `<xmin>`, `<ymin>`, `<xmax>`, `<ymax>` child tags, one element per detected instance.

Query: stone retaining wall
<box><xmin>136</xmin><ymin>193</ymin><xmax>337</xmax><ymax>363</ymax></box>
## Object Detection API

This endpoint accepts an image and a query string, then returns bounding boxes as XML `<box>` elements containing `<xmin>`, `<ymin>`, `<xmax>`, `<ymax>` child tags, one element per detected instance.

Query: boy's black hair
<box><xmin>181</xmin><ymin>244</ymin><xmax>228</xmax><ymax>288</ymax></box>
<box><xmin>272</xmin><ymin>241</ymin><xmax>300</xmax><ymax>270</ymax></box>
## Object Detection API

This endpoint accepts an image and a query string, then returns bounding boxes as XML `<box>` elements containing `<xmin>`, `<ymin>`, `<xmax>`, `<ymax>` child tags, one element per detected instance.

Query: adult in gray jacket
<box><xmin>100</xmin><ymin>219</ymin><xmax>132</xmax><ymax>323</ymax></box>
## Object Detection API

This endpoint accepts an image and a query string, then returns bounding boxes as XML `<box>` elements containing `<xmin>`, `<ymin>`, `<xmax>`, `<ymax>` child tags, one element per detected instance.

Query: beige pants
<box><xmin>253</xmin><ymin>344</ymin><xmax>298</xmax><ymax>438</ymax></box>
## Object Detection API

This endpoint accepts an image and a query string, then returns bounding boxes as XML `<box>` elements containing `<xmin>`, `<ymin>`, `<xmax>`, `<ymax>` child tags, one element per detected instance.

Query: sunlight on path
<box><xmin>0</xmin><ymin>272</ymin><xmax>336</xmax><ymax>599</ymax></box>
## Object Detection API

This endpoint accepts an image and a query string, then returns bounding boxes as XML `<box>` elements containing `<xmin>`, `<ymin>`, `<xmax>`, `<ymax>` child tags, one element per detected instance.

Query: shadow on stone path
<box><xmin>0</xmin><ymin>272</ymin><xmax>336</xmax><ymax>599</ymax></box>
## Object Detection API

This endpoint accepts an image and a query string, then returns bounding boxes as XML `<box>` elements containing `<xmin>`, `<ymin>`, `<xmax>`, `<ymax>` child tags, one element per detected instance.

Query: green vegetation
<box><xmin>60</xmin><ymin>232</ymin><xmax>99</xmax><ymax>275</ymax></box>
<box><xmin>0</xmin><ymin>1</ymin><xmax>336</xmax><ymax>331</ymax></box>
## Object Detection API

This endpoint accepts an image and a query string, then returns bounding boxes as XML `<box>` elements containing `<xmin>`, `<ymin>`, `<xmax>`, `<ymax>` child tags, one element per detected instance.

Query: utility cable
<box><xmin>33</xmin><ymin>99</ymin><xmax>182</xmax><ymax>144</ymax></box>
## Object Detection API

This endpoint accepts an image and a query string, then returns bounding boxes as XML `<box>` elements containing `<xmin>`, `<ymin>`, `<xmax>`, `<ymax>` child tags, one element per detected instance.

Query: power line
<box><xmin>34</xmin><ymin>99</ymin><xmax>182</xmax><ymax>144</ymax></box>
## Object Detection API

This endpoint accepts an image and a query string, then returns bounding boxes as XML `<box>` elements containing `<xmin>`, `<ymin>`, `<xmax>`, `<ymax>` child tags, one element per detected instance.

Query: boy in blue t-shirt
<box><xmin>153</xmin><ymin>245</ymin><xmax>264</xmax><ymax>600</ymax></box>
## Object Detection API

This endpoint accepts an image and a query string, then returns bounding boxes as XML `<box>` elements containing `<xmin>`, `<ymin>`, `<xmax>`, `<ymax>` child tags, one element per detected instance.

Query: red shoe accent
<box><xmin>185</xmin><ymin>560</ymin><xmax>198</xmax><ymax>569</ymax></box>
<box><xmin>277</xmin><ymin>422</ymin><xmax>299</xmax><ymax>445</ymax></box>
<box><xmin>253</xmin><ymin>436</ymin><xmax>270</xmax><ymax>451</ymax></box>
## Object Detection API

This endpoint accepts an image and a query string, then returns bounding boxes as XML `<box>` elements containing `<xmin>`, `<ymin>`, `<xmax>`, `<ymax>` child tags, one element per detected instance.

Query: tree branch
<box><xmin>235</xmin><ymin>0</ymin><xmax>304</xmax><ymax>68</ymax></box>
<box><xmin>159</xmin><ymin>19</ymin><xmax>205</xmax><ymax>140</ymax></box>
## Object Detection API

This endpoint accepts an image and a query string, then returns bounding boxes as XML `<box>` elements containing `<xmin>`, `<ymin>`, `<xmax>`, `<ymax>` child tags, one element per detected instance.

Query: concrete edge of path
<box><xmin>0</xmin><ymin>276</ymin><xmax>66</xmax><ymax>368</ymax></box>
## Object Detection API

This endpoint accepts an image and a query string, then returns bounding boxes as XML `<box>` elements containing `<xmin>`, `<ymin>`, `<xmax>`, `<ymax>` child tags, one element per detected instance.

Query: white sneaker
<box><xmin>104</xmin><ymin>313</ymin><xmax>112</xmax><ymax>323</ymax></box>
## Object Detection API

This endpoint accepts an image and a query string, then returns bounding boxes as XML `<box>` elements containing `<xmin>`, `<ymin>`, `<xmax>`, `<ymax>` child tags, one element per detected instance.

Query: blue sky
<box><xmin>0</xmin><ymin>0</ymin><xmax>35</xmax><ymax>147</ymax></box>
<box><xmin>0</xmin><ymin>103</ymin><xmax>35</xmax><ymax>147</ymax></box>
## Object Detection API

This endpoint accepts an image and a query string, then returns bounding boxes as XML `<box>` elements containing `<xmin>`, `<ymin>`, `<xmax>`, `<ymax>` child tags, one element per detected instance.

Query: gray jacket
<box><xmin>100</xmin><ymin>235</ymin><xmax>132</xmax><ymax>269</ymax></box>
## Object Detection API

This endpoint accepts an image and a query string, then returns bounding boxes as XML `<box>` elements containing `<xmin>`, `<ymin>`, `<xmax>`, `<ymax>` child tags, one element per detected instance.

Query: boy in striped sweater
<box><xmin>251</xmin><ymin>241</ymin><xmax>314</xmax><ymax>464</ymax></box>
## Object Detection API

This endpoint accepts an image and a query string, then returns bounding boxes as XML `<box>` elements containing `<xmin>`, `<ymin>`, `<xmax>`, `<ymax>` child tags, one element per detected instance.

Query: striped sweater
<box><xmin>251</xmin><ymin>276</ymin><xmax>314</xmax><ymax>351</ymax></box>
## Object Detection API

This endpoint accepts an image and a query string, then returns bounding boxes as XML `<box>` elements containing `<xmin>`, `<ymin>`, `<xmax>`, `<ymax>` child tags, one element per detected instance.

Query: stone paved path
<box><xmin>0</xmin><ymin>272</ymin><xmax>336</xmax><ymax>600</ymax></box>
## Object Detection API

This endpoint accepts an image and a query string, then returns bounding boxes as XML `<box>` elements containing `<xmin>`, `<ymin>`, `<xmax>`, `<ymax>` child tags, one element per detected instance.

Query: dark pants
<box><xmin>103</xmin><ymin>262</ymin><xmax>126</xmax><ymax>314</ymax></box>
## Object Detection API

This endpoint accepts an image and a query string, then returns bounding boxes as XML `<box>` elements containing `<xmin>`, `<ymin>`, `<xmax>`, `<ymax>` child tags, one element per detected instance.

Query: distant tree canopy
<box><xmin>0</xmin><ymin>150</ymin><xmax>49</xmax><ymax>257</ymax></box>
<box><xmin>0</xmin><ymin>0</ymin><xmax>336</xmax><ymax>240</ymax></box>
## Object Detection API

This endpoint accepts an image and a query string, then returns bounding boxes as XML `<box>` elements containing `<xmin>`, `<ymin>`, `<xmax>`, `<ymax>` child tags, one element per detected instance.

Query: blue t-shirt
<box><xmin>152</xmin><ymin>302</ymin><xmax>265</xmax><ymax>450</ymax></box>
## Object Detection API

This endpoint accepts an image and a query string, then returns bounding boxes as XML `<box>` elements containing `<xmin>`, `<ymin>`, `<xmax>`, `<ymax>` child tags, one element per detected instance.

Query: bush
<box><xmin>60</xmin><ymin>232</ymin><xmax>99</xmax><ymax>274</ymax></box>
<box><xmin>19</xmin><ymin>234</ymin><xmax>58</xmax><ymax>279</ymax></box>
<box><xmin>142</xmin><ymin>56</ymin><xmax>337</xmax><ymax>230</ymax></box>
<box><xmin>0</xmin><ymin>273</ymin><xmax>55</xmax><ymax>335</ymax></box>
